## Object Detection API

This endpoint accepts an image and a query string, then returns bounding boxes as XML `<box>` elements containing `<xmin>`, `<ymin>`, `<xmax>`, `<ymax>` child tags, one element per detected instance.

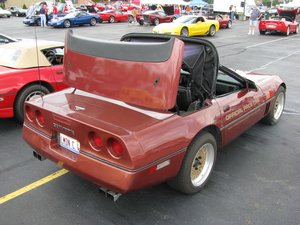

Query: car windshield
<box><xmin>174</xmin><ymin>16</ymin><xmax>196</xmax><ymax>24</ymax></box>
<box><xmin>65</xmin><ymin>12</ymin><xmax>77</xmax><ymax>18</ymax></box>
<box><xmin>0</xmin><ymin>48</ymin><xmax>21</xmax><ymax>66</ymax></box>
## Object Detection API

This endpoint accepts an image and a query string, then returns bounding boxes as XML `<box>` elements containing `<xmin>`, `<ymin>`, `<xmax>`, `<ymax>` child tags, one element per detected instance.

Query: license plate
<box><xmin>267</xmin><ymin>25</ymin><xmax>275</xmax><ymax>28</ymax></box>
<box><xmin>58</xmin><ymin>133</ymin><xmax>80</xmax><ymax>154</ymax></box>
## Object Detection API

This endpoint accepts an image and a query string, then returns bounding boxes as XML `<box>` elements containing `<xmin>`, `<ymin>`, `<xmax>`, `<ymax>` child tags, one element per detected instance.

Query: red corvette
<box><xmin>207</xmin><ymin>14</ymin><xmax>232</xmax><ymax>29</ymax></box>
<box><xmin>136</xmin><ymin>10</ymin><xmax>175</xmax><ymax>26</ymax></box>
<box><xmin>23</xmin><ymin>31</ymin><xmax>285</xmax><ymax>198</ymax></box>
<box><xmin>99</xmin><ymin>10</ymin><xmax>133</xmax><ymax>23</ymax></box>
<box><xmin>259</xmin><ymin>7</ymin><xmax>299</xmax><ymax>35</ymax></box>
<box><xmin>0</xmin><ymin>39</ymin><xmax>67</xmax><ymax>121</ymax></box>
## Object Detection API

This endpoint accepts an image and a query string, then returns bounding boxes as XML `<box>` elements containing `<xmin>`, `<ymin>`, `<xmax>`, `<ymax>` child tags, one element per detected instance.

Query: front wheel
<box><xmin>262</xmin><ymin>86</ymin><xmax>285</xmax><ymax>125</ymax></box>
<box><xmin>90</xmin><ymin>18</ymin><xmax>96</xmax><ymax>26</ymax></box>
<box><xmin>109</xmin><ymin>16</ymin><xmax>115</xmax><ymax>23</ymax></box>
<box><xmin>63</xmin><ymin>19</ymin><xmax>71</xmax><ymax>28</ymax></box>
<box><xmin>208</xmin><ymin>25</ymin><xmax>216</xmax><ymax>36</ymax></box>
<box><xmin>180</xmin><ymin>27</ymin><xmax>189</xmax><ymax>36</ymax></box>
<box><xmin>295</xmin><ymin>25</ymin><xmax>299</xmax><ymax>34</ymax></box>
<box><xmin>154</xmin><ymin>17</ymin><xmax>160</xmax><ymax>26</ymax></box>
<box><xmin>128</xmin><ymin>15</ymin><xmax>134</xmax><ymax>23</ymax></box>
<box><xmin>14</xmin><ymin>85</ymin><xmax>50</xmax><ymax>122</ymax></box>
<box><xmin>168</xmin><ymin>132</ymin><xmax>217</xmax><ymax>194</ymax></box>
<box><xmin>286</xmin><ymin>26</ymin><xmax>290</xmax><ymax>36</ymax></box>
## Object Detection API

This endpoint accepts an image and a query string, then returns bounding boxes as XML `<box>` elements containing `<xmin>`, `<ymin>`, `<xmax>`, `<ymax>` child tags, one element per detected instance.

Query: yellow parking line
<box><xmin>0</xmin><ymin>169</ymin><xmax>68</xmax><ymax>205</ymax></box>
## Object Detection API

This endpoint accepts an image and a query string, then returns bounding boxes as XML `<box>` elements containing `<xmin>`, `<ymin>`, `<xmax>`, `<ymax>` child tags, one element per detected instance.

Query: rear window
<box><xmin>0</xmin><ymin>48</ymin><xmax>21</xmax><ymax>66</ymax></box>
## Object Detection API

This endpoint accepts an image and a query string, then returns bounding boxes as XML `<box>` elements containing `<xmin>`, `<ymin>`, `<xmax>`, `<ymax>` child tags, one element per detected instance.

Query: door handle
<box><xmin>56</xmin><ymin>70</ymin><xmax>63</xmax><ymax>74</ymax></box>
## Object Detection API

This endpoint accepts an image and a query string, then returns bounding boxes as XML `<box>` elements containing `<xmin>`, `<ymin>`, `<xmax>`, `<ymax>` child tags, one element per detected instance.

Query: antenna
<box><xmin>34</xmin><ymin>23</ymin><xmax>44</xmax><ymax>102</ymax></box>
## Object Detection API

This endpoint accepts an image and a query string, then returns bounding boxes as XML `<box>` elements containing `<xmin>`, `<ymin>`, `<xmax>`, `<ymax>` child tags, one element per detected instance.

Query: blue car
<box><xmin>48</xmin><ymin>11</ymin><xmax>102</xmax><ymax>28</ymax></box>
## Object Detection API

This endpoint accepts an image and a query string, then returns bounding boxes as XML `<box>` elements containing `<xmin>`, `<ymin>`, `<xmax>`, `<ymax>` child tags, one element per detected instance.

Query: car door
<box><xmin>215</xmin><ymin>67</ymin><xmax>265</xmax><ymax>146</ymax></box>
<box><xmin>76</xmin><ymin>12</ymin><xmax>88</xmax><ymax>25</ymax></box>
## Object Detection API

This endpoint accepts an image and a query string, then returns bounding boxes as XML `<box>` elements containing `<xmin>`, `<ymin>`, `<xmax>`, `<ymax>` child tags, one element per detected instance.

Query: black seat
<box><xmin>177</xmin><ymin>86</ymin><xmax>192</xmax><ymax>111</ymax></box>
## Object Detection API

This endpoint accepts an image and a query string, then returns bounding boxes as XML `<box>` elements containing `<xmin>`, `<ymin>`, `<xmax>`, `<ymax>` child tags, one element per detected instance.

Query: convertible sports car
<box><xmin>207</xmin><ymin>14</ymin><xmax>232</xmax><ymax>29</ymax></box>
<box><xmin>8</xmin><ymin>6</ymin><xmax>27</xmax><ymax>17</ymax></box>
<box><xmin>23</xmin><ymin>31</ymin><xmax>285</xmax><ymax>198</ymax></box>
<box><xmin>136</xmin><ymin>10</ymin><xmax>175</xmax><ymax>26</ymax></box>
<box><xmin>0</xmin><ymin>7</ymin><xmax>11</xmax><ymax>18</ymax></box>
<box><xmin>0</xmin><ymin>39</ymin><xmax>67</xmax><ymax>121</ymax></box>
<box><xmin>259</xmin><ymin>7</ymin><xmax>299</xmax><ymax>35</ymax></box>
<box><xmin>99</xmin><ymin>10</ymin><xmax>134</xmax><ymax>23</ymax></box>
<box><xmin>48</xmin><ymin>11</ymin><xmax>102</xmax><ymax>28</ymax></box>
<box><xmin>153</xmin><ymin>15</ymin><xmax>220</xmax><ymax>37</ymax></box>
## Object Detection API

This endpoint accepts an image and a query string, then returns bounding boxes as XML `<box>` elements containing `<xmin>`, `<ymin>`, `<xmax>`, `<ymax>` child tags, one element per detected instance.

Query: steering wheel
<box><xmin>45</xmin><ymin>50</ymin><xmax>56</xmax><ymax>64</ymax></box>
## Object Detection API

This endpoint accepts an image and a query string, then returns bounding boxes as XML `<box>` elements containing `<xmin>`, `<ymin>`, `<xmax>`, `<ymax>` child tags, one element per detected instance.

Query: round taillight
<box><xmin>89</xmin><ymin>132</ymin><xmax>103</xmax><ymax>151</ymax></box>
<box><xmin>35</xmin><ymin>110</ymin><xmax>45</xmax><ymax>127</ymax></box>
<box><xmin>108</xmin><ymin>138</ymin><xmax>124</xmax><ymax>158</ymax></box>
<box><xmin>25</xmin><ymin>105</ymin><xmax>34</xmax><ymax>121</ymax></box>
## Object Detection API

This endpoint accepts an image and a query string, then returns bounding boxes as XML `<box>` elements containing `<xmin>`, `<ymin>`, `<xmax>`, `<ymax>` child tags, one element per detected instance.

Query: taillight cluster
<box><xmin>88</xmin><ymin>131</ymin><xmax>125</xmax><ymax>158</ymax></box>
<box><xmin>25</xmin><ymin>105</ymin><xmax>45</xmax><ymax>127</ymax></box>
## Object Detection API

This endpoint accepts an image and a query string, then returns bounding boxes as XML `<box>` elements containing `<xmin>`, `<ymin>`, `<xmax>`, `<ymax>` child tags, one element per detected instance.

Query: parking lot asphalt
<box><xmin>1</xmin><ymin>17</ymin><xmax>300</xmax><ymax>225</ymax></box>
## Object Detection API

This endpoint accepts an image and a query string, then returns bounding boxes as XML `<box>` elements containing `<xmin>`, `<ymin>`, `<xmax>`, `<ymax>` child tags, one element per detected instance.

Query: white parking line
<box><xmin>246</xmin><ymin>37</ymin><xmax>289</xmax><ymax>49</ymax></box>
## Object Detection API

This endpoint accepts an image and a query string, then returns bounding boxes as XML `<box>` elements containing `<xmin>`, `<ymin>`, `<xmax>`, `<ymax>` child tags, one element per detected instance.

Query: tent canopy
<box><xmin>140</xmin><ymin>0</ymin><xmax>189</xmax><ymax>5</ymax></box>
<box><xmin>188</xmin><ymin>0</ymin><xmax>209</xmax><ymax>7</ymax></box>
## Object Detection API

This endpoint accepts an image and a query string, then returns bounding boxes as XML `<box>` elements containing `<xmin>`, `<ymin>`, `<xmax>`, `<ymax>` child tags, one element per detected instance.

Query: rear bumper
<box><xmin>23</xmin><ymin>123</ymin><xmax>185</xmax><ymax>193</ymax></box>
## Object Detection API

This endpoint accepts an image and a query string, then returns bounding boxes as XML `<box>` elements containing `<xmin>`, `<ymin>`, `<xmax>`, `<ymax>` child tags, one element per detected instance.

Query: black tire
<box><xmin>260</xmin><ymin>30</ymin><xmax>266</xmax><ymax>35</ymax></box>
<box><xmin>227</xmin><ymin>20</ymin><xmax>232</xmax><ymax>28</ymax></box>
<box><xmin>154</xmin><ymin>17</ymin><xmax>160</xmax><ymax>26</ymax></box>
<box><xmin>14</xmin><ymin>85</ymin><xmax>50</xmax><ymax>122</ymax></box>
<box><xmin>128</xmin><ymin>15</ymin><xmax>134</xmax><ymax>23</ymax></box>
<box><xmin>63</xmin><ymin>19</ymin><xmax>71</xmax><ymax>28</ymax></box>
<box><xmin>36</xmin><ymin>18</ymin><xmax>41</xmax><ymax>26</ymax></box>
<box><xmin>208</xmin><ymin>25</ymin><xmax>216</xmax><ymax>36</ymax></box>
<box><xmin>168</xmin><ymin>132</ymin><xmax>217</xmax><ymax>194</ymax></box>
<box><xmin>90</xmin><ymin>18</ymin><xmax>96</xmax><ymax>26</ymax></box>
<box><xmin>109</xmin><ymin>16</ymin><xmax>115</xmax><ymax>23</ymax></box>
<box><xmin>286</xmin><ymin>26</ymin><xmax>290</xmax><ymax>36</ymax></box>
<box><xmin>139</xmin><ymin>20</ymin><xmax>144</xmax><ymax>25</ymax></box>
<box><xmin>262</xmin><ymin>86</ymin><xmax>285</xmax><ymax>125</ymax></box>
<box><xmin>180</xmin><ymin>27</ymin><xmax>189</xmax><ymax>36</ymax></box>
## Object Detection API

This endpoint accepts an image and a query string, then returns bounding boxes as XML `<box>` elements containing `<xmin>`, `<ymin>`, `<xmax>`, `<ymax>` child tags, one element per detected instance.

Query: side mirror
<box><xmin>246</xmin><ymin>79</ymin><xmax>257</xmax><ymax>91</ymax></box>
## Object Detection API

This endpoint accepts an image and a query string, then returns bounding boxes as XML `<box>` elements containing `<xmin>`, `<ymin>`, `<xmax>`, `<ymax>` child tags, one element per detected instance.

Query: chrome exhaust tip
<box><xmin>98</xmin><ymin>187</ymin><xmax>122</xmax><ymax>202</ymax></box>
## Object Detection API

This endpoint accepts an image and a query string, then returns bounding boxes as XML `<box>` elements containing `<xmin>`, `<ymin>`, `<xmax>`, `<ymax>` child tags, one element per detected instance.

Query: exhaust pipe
<box><xmin>98</xmin><ymin>187</ymin><xmax>122</xmax><ymax>202</ymax></box>
<box><xmin>33</xmin><ymin>151</ymin><xmax>46</xmax><ymax>161</ymax></box>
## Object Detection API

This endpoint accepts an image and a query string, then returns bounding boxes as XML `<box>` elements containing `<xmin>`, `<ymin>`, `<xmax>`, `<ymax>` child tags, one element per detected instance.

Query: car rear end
<box><xmin>23</xmin><ymin>89</ymin><xmax>185</xmax><ymax>193</ymax></box>
<box><xmin>259</xmin><ymin>19</ymin><xmax>287</xmax><ymax>34</ymax></box>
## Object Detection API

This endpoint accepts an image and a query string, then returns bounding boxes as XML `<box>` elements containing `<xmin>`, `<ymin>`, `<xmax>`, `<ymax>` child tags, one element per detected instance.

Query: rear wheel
<box><xmin>295</xmin><ymin>25</ymin><xmax>299</xmax><ymax>34</ymax></box>
<box><xmin>286</xmin><ymin>26</ymin><xmax>290</xmax><ymax>36</ymax></box>
<box><xmin>180</xmin><ymin>27</ymin><xmax>189</xmax><ymax>36</ymax></box>
<box><xmin>227</xmin><ymin>20</ymin><xmax>232</xmax><ymax>28</ymax></box>
<box><xmin>109</xmin><ymin>16</ymin><xmax>115</xmax><ymax>23</ymax></box>
<box><xmin>90</xmin><ymin>18</ymin><xmax>96</xmax><ymax>26</ymax></box>
<box><xmin>259</xmin><ymin>30</ymin><xmax>266</xmax><ymax>35</ymax></box>
<box><xmin>208</xmin><ymin>25</ymin><xmax>216</xmax><ymax>36</ymax></box>
<box><xmin>154</xmin><ymin>17</ymin><xmax>160</xmax><ymax>26</ymax></box>
<box><xmin>262</xmin><ymin>86</ymin><xmax>285</xmax><ymax>125</ymax></box>
<box><xmin>63</xmin><ymin>19</ymin><xmax>71</xmax><ymax>28</ymax></box>
<box><xmin>14</xmin><ymin>85</ymin><xmax>50</xmax><ymax>122</ymax></box>
<box><xmin>168</xmin><ymin>132</ymin><xmax>217</xmax><ymax>194</ymax></box>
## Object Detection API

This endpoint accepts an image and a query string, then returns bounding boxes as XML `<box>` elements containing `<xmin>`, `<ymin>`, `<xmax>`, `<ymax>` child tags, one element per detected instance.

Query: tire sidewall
<box><xmin>173</xmin><ymin>132</ymin><xmax>217</xmax><ymax>194</ymax></box>
<box><xmin>209</xmin><ymin>25</ymin><xmax>216</xmax><ymax>36</ymax></box>
<box><xmin>14</xmin><ymin>85</ymin><xmax>49</xmax><ymax>122</ymax></box>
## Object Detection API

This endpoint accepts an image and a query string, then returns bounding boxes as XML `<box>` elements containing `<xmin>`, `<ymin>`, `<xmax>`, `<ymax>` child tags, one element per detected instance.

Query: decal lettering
<box><xmin>225</xmin><ymin>99</ymin><xmax>260</xmax><ymax>121</ymax></box>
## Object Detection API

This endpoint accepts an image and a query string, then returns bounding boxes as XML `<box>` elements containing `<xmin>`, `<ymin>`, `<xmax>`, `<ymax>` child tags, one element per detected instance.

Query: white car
<box><xmin>0</xmin><ymin>7</ymin><xmax>12</xmax><ymax>18</ymax></box>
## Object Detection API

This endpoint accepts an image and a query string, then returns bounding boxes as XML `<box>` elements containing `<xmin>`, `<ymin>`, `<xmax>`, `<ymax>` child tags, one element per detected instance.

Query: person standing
<box><xmin>248</xmin><ymin>5</ymin><xmax>261</xmax><ymax>35</ymax></box>
<box><xmin>52</xmin><ymin>3</ymin><xmax>58</xmax><ymax>19</ymax></box>
<box><xmin>39</xmin><ymin>4</ymin><xmax>47</xmax><ymax>27</ymax></box>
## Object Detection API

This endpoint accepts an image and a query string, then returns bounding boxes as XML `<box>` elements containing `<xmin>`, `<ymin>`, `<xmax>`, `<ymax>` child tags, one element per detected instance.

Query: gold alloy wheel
<box><xmin>273</xmin><ymin>91</ymin><xmax>285</xmax><ymax>120</ymax></box>
<box><xmin>190</xmin><ymin>143</ymin><xmax>215</xmax><ymax>187</ymax></box>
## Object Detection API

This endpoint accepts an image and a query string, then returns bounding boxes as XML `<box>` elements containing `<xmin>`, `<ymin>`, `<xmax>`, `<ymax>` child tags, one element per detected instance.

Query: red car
<box><xmin>23</xmin><ymin>31</ymin><xmax>285</xmax><ymax>199</ymax></box>
<box><xmin>99</xmin><ymin>10</ymin><xmax>133</xmax><ymax>23</ymax></box>
<box><xmin>259</xmin><ymin>7</ymin><xmax>299</xmax><ymax>35</ymax></box>
<box><xmin>0</xmin><ymin>39</ymin><xmax>67</xmax><ymax>121</ymax></box>
<box><xmin>207</xmin><ymin>14</ymin><xmax>232</xmax><ymax>29</ymax></box>
<box><xmin>136</xmin><ymin>10</ymin><xmax>175</xmax><ymax>26</ymax></box>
